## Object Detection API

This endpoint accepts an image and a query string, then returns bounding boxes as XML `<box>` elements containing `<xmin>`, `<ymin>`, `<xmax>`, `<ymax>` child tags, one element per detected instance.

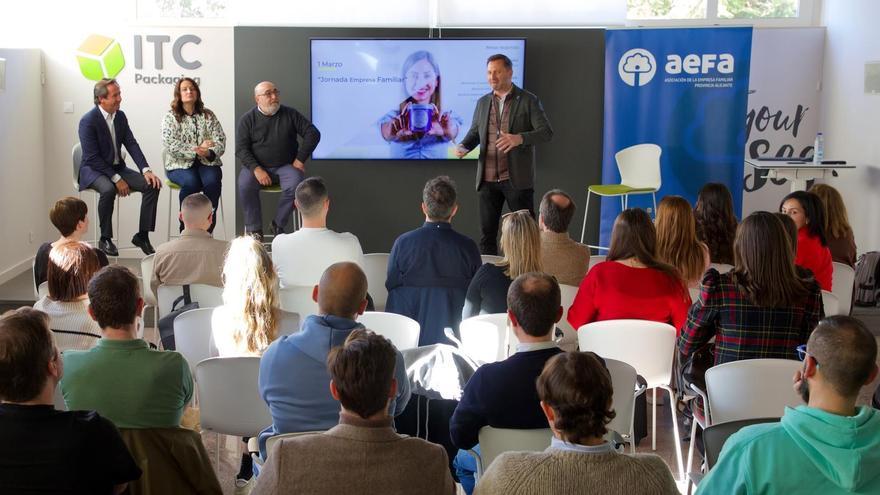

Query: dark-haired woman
<box><xmin>810</xmin><ymin>183</ymin><xmax>857</xmax><ymax>267</ymax></box>
<box><xmin>694</xmin><ymin>183</ymin><xmax>738</xmax><ymax>265</ymax></box>
<box><xmin>679</xmin><ymin>211</ymin><xmax>822</xmax><ymax>366</ymax></box>
<box><xmin>161</xmin><ymin>77</ymin><xmax>225</xmax><ymax>233</ymax></box>
<box><xmin>567</xmin><ymin>209</ymin><xmax>691</xmax><ymax>333</ymax></box>
<box><xmin>780</xmin><ymin>190</ymin><xmax>833</xmax><ymax>290</ymax></box>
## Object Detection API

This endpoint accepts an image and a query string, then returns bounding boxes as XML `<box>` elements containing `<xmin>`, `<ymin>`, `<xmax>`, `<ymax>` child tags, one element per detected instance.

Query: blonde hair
<box><xmin>221</xmin><ymin>236</ymin><xmax>280</xmax><ymax>355</ymax></box>
<box><xmin>498</xmin><ymin>210</ymin><xmax>542</xmax><ymax>278</ymax></box>
<box><xmin>809</xmin><ymin>183</ymin><xmax>853</xmax><ymax>240</ymax></box>
<box><xmin>655</xmin><ymin>196</ymin><xmax>706</xmax><ymax>284</ymax></box>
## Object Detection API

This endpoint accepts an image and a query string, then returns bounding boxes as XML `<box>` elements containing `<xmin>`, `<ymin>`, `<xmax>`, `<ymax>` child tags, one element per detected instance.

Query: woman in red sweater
<box><xmin>780</xmin><ymin>191</ymin><xmax>833</xmax><ymax>291</ymax></box>
<box><xmin>567</xmin><ymin>208</ymin><xmax>691</xmax><ymax>333</ymax></box>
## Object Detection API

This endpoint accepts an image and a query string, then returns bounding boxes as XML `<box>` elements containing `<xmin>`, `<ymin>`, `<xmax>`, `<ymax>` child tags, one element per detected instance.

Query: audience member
<box><xmin>33</xmin><ymin>242</ymin><xmax>103</xmax><ymax>351</ymax></box>
<box><xmin>655</xmin><ymin>195</ymin><xmax>710</xmax><ymax>287</ymax></box>
<box><xmin>253</xmin><ymin>329</ymin><xmax>454</xmax><ymax>495</ymax></box>
<box><xmin>774</xmin><ymin>212</ymin><xmax>819</xmax><ymax>285</ymax></box>
<box><xmin>694</xmin><ymin>183</ymin><xmax>737</xmax><ymax>265</ymax></box>
<box><xmin>0</xmin><ymin>307</ymin><xmax>141</xmax><ymax>494</ymax></box>
<box><xmin>537</xmin><ymin>189</ymin><xmax>589</xmax><ymax>286</ymax></box>
<box><xmin>810</xmin><ymin>183</ymin><xmax>857</xmax><ymax>267</ymax></box>
<box><xmin>151</xmin><ymin>192</ymin><xmax>229</xmax><ymax>297</ymax></box>
<box><xmin>567</xmin><ymin>208</ymin><xmax>690</xmax><ymax>332</ymax></box>
<box><xmin>61</xmin><ymin>266</ymin><xmax>193</xmax><ymax>428</ymax></box>
<box><xmin>237</xmin><ymin>81</ymin><xmax>321</xmax><ymax>240</ymax></box>
<box><xmin>698</xmin><ymin>316</ymin><xmax>880</xmax><ymax>493</ymax></box>
<box><xmin>386</xmin><ymin>176</ymin><xmax>481</xmax><ymax>346</ymax></box>
<box><xmin>475</xmin><ymin>352</ymin><xmax>678</xmax><ymax>495</ymax></box>
<box><xmin>259</xmin><ymin>262</ymin><xmax>411</xmax><ymax>458</ymax></box>
<box><xmin>781</xmin><ymin>190</ymin><xmax>833</xmax><ymax>290</ymax></box>
<box><xmin>161</xmin><ymin>77</ymin><xmax>226</xmax><ymax>233</ymax></box>
<box><xmin>463</xmin><ymin>209</ymin><xmax>542</xmax><ymax>318</ymax></box>
<box><xmin>33</xmin><ymin>196</ymin><xmax>108</xmax><ymax>291</ymax></box>
<box><xmin>679</xmin><ymin>212</ymin><xmax>822</xmax><ymax>365</ymax></box>
<box><xmin>451</xmin><ymin>272</ymin><xmax>565</xmax><ymax>494</ymax></box>
<box><xmin>272</xmin><ymin>177</ymin><xmax>364</xmax><ymax>288</ymax></box>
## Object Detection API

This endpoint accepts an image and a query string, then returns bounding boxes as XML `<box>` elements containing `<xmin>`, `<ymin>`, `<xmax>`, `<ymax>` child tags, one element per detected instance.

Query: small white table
<box><xmin>745</xmin><ymin>159</ymin><xmax>856</xmax><ymax>192</ymax></box>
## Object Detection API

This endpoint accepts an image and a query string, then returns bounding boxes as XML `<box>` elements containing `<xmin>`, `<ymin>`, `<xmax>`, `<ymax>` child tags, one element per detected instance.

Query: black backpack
<box><xmin>854</xmin><ymin>252</ymin><xmax>880</xmax><ymax>307</ymax></box>
<box><xmin>156</xmin><ymin>285</ymin><xmax>199</xmax><ymax>350</ymax></box>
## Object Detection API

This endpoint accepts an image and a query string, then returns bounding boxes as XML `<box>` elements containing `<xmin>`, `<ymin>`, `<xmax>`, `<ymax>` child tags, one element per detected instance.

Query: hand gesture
<box><xmin>454</xmin><ymin>145</ymin><xmax>469</xmax><ymax>158</ymax></box>
<box><xmin>143</xmin><ymin>171</ymin><xmax>163</xmax><ymax>189</ymax></box>
<box><xmin>254</xmin><ymin>166</ymin><xmax>272</xmax><ymax>186</ymax></box>
<box><xmin>496</xmin><ymin>131</ymin><xmax>523</xmax><ymax>153</ymax></box>
<box><xmin>389</xmin><ymin>103</ymin><xmax>415</xmax><ymax>141</ymax></box>
<box><xmin>292</xmin><ymin>159</ymin><xmax>306</xmax><ymax>172</ymax></box>
<box><xmin>115</xmin><ymin>178</ymin><xmax>130</xmax><ymax>197</ymax></box>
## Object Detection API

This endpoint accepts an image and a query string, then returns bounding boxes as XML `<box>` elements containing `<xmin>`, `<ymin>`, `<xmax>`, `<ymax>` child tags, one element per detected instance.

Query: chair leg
<box><xmin>686</xmin><ymin>414</ymin><xmax>698</xmax><ymax>475</ymax></box>
<box><xmin>580</xmin><ymin>190</ymin><xmax>592</xmax><ymax>244</ymax></box>
<box><xmin>664</xmin><ymin>386</ymin><xmax>685</xmax><ymax>481</ymax></box>
<box><xmin>651</xmin><ymin>192</ymin><xmax>658</xmax><ymax>217</ymax></box>
<box><xmin>218</xmin><ymin>195</ymin><xmax>226</xmax><ymax>240</ymax></box>
<box><xmin>167</xmin><ymin>187</ymin><xmax>173</xmax><ymax>244</ymax></box>
<box><xmin>652</xmin><ymin>387</ymin><xmax>657</xmax><ymax>450</ymax></box>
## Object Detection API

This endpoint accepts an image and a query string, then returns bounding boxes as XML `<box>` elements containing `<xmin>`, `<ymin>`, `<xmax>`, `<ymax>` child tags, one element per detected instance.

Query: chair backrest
<box><xmin>72</xmin><ymin>143</ymin><xmax>82</xmax><ymax>190</ymax></box>
<box><xmin>37</xmin><ymin>282</ymin><xmax>49</xmax><ymax>300</ymax></box>
<box><xmin>156</xmin><ymin>284</ymin><xmax>224</xmax><ymax>319</ymax></box>
<box><xmin>278</xmin><ymin>285</ymin><xmax>319</xmax><ymax>323</ymax></box>
<box><xmin>481</xmin><ymin>255</ymin><xmax>504</xmax><ymax>265</ymax></box>
<box><xmin>705</xmin><ymin>358</ymin><xmax>803</xmax><ymax>425</ymax></box>
<box><xmin>831</xmin><ymin>262</ymin><xmax>855</xmax><ymax>315</ymax></box>
<box><xmin>821</xmin><ymin>290</ymin><xmax>840</xmax><ymax>316</ymax></box>
<box><xmin>704</xmin><ymin>418</ymin><xmax>779</xmax><ymax>469</ymax></box>
<box><xmin>195</xmin><ymin>357</ymin><xmax>272</xmax><ymax>437</ymax></box>
<box><xmin>173</xmin><ymin>308</ymin><xmax>215</xmax><ymax>374</ymax></box>
<box><xmin>577</xmin><ymin>319</ymin><xmax>676</xmax><ymax>388</ymax></box>
<box><xmin>476</xmin><ymin>427</ymin><xmax>553</xmax><ymax>476</ymax></box>
<box><xmin>614</xmin><ymin>143</ymin><xmax>662</xmax><ymax>190</ymax></box>
<box><xmin>556</xmin><ymin>284</ymin><xmax>580</xmax><ymax>351</ymax></box>
<box><xmin>140</xmin><ymin>254</ymin><xmax>157</xmax><ymax>307</ymax></box>
<box><xmin>362</xmin><ymin>253</ymin><xmax>390</xmax><ymax>311</ymax></box>
<box><xmin>459</xmin><ymin>313</ymin><xmax>510</xmax><ymax>365</ymax></box>
<box><xmin>265</xmin><ymin>431</ymin><xmax>324</xmax><ymax>455</ymax></box>
<box><xmin>357</xmin><ymin>311</ymin><xmax>420</xmax><ymax>350</ymax></box>
<box><xmin>588</xmin><ymin>255</ymin><xmax>606</xmax><ymax>272</ymax></box>
<box><xmin>709</xmin><ymin>263</ymin><xmax>734</xmax><ymax>274</ymax></box>
<box><xmin>604</xmin><ymin>358</ymin><xmax>638</xmax><ymax>441</ymax></box>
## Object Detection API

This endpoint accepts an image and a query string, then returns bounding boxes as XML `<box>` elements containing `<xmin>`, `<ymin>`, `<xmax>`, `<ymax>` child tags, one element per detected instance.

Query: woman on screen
<box><xmin>380</xmin><ymin>51</ymin><xmax>461</xmax><ymax>159</ymax></box>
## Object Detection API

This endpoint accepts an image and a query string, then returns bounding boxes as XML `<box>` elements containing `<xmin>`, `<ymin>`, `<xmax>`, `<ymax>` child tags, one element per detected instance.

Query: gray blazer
<box><xmin>459</xmin><ymin>84</ymin><xmax>553</xmax><ymax>191</ymax></box>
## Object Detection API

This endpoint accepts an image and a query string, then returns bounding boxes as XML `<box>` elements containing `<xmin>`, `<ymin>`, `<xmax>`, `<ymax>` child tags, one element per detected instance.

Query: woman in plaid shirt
<box><xmin>678</xmin><ymin>211</ymin><xmax>823</xmax><ymax>365</ymax></box>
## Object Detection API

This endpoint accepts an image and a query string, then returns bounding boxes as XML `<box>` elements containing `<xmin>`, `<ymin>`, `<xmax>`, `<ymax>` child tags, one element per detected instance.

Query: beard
<box><xmin>260</xmin><ymin>102</ymin><xmax>280</xmax><ymax>115</ymax></box>
<box><xmin>798</xmin><ymin>375</ymin><xmax>810</xmax><ymax>403</ymax></box>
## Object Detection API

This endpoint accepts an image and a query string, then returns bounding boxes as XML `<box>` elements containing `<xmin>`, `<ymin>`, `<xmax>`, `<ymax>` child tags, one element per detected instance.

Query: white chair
<box><xmin>708</xmin><ymin>263</ymin><xmax>733</xmax><ymax>273</ymax></box>
<box><xmin>357</xmin><ymin>311</ymin><xmax>420</xmax><ymax>350</ymax></box>
<box><xmin>469</xmin><ymin>427</ymin><xmax>553</xmax><ymax>479</ymax></box>
<box><xmin>31</xmin><ymin>256</ymin><xmax>39</xmax><ymax>299</ymax></box>
<box><xmin>832</xmin><ymin>262</ymin><xmax>855</xmax><ymax>315</ymax></box>
<box><xmin>588</xmin><ymin>255</ymin><xmax>606</xmax><ymax>272</ymax></box>
<box><xmin>577</xmin><ymin>319</ymin><xmax>684</xmax><ymax>480</ymax></box>
<box><xmin>604</xmin><ymin>358</ymin><xmax>642</xmax><ymax>452</ymax></box>
<box><xmin>156</xmin><ymin>284</ymin><xmax>224</xmax><ymax>319</ymax></box>
<box><xmin>140</xmin><ymin>254</ymin><xmax>158</xmax><ymax>329</ymax></box>
<box><xmin>278</xmin><ymin>285</ymin><xmax>319</xmax><ymax>323</ymax></box>
<box><xmin>580</xmin><ymin>143</ymin><xmax>662</xmax><ymax>244</ymax></box>
<box><xmin>362</xmin><ymin>253</ymin><xmax>390</xmax><ymax>311</ymax></box>
<box><xmin>481</xmin><ymin>255</ymin><xmax>503</xmax><ymax>265</ymax></box>
<box><xmin>459</xmin><ymin>313</ymin><xmax>510</xmax><ymax>365</ymax></box>
<box><xmin>37</xmin><ymin>282</ymin><xmax>49</xmax><ymax>300</ymax></box>
<box><xmin>822</xmin><ymin>290</ymin><xmax>841</xmax><ymax>316</ymax></box>
<box><xmin>173</xmin><ymin>308</ymin><xmax>215</xmax><ymax>374</ymax></box>
<box><xmin>555</xmin><ymin>284</ymin><xmax>580</xmax><ymax>352</ymax></box>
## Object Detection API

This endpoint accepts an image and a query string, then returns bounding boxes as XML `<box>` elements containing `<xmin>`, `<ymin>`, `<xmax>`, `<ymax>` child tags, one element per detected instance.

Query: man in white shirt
<box><xmin>272</xmin><ymin>177</ymin><xmax>364</xmax><ymax>289</ymax></box>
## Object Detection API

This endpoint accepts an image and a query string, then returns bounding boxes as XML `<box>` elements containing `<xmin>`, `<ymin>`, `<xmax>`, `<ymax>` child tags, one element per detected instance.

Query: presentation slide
<box><xmin>311</xmin><ymin>38</ymin><xmax>525</xmax><ymax>160</ymax></box>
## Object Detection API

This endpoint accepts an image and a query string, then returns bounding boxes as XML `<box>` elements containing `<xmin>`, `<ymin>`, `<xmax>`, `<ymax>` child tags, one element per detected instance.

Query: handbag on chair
<box><xmin>157</xmin><ymin>285</ymin><xmax>199</xmax><ymax>350</ymax></box>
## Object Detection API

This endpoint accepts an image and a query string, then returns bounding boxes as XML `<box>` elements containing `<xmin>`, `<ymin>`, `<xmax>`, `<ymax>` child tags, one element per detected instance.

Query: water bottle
<box><xmin>813</xmin><ymin>132</ymin><xmax>824</xmax><ymax>165</ymax></box>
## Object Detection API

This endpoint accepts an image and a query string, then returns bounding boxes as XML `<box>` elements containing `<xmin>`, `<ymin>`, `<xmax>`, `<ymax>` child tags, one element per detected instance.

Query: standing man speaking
<box><xmin>456</xmin><ymin>54</ymin><xmax>553</xmax><ymax>255</ymax></box>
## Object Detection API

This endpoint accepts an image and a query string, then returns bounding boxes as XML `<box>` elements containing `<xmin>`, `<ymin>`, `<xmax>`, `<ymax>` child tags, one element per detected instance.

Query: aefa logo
<box><xmin>618</xmin><ymin>48</ymin><xmax>656</xmax><ymax>87</ymax></box>
<box><xmin>76</xmin><ymin>33</ymin><xmax>203</xmax><ymax>85</ymax></box>
<box><xmin>619</xmin><ymin>48</ymin><xmax>736</xmax><ymax>87</ymax></box>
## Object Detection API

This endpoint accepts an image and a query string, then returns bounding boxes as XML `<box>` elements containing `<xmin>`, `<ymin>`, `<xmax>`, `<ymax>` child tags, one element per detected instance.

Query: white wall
<box><xmin>0</xmin><ymin>49</ymin><xmax>47</xmax><ymax>284</ymax></box>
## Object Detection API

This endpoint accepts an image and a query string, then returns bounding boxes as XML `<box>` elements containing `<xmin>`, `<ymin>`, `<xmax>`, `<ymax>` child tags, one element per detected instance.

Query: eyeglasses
<box><xmin>796</xmin><ymin>344</ymin><xmax>819</xmax><ymax>366</ymax></box>
<box><xmin>257</xmin><ymin>89</ymin><xmax>280</xmax><ymax>98</ymax></box>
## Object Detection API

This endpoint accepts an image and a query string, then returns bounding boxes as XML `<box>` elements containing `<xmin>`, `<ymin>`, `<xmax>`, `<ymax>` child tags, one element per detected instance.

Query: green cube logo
<box><xmin>76</xmin><ymin>34</ymin><xmax>125</xmax><ymax>81</ymax></box>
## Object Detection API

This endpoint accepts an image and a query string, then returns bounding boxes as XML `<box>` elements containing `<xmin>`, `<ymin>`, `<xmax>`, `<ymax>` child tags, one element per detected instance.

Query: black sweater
<box><xmin>235</xmin><ymin>105</ymin><xmax>320</xmax><ymax>170</ymax></box>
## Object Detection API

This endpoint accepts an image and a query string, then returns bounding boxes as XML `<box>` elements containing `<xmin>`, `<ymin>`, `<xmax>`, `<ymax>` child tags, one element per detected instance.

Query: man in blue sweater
<box><xmin>449</xmin><ymin>272</ymin><xmax>565</xmax><ymax>494</ymax></box>
<box><xmin>258</xmin><ymin>262</ymin><xmax>411</xmax><ymax>459</ymax></box>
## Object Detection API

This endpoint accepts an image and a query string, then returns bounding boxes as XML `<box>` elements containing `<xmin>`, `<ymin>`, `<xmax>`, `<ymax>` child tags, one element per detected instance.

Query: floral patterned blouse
<box><xmin>161</xmin><ymin>109</ymin><xmax>226</xmax><ymax>171</ymax></box>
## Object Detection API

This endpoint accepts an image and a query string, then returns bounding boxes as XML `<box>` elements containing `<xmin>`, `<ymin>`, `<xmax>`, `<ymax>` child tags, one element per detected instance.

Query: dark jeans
<box><xmin>238</xmin><ymin>165</ymin><xmax>304</xmax><ymax>232</ymax></box>
<box><xmin>88</xmin><ymin>167</ymin><xmax>159</xmax><ymax>239</ymax></box>
<box><xmin>167</xmin><ymin>164</ymin><xmax>223</xmax><ymax>233</ymax></box>
<box><xmin>478</xmin><ymin>180</ymin><xmax>534</xmax><ymax>255</ymax></box>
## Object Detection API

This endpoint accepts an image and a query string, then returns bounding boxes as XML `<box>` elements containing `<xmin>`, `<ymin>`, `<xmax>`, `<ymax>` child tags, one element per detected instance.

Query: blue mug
<box><xmin>409</xmin><ymin>104</ymin><xmax>433</xmax><ymax>133</ymax></box>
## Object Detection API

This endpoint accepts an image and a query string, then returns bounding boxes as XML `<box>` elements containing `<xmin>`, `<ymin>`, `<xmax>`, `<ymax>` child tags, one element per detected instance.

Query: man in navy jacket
<box><xmin>78</xmin><ymin>78</ymin><xmax>161</xmax><ymax>256</ymax></box>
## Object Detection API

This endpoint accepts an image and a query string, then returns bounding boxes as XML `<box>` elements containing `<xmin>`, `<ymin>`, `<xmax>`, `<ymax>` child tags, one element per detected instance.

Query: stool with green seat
<box><xmin>579</xmin><ymin>143</ymin><xmax>662</xmax><ymax>246</ymax></box>
<box><xmin>165</xmin><ymin>178</ymin><xmax>227</xmax><ymax>241</ymax></box>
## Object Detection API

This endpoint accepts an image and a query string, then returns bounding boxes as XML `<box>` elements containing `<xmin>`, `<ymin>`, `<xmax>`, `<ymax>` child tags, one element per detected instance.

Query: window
<box><xmin>718</xmin><ymin>0</ymin><xmax>798</xmax><ymax>19</ymax></box>
<box><xmin>627</xmin><ymin>0</ymin><xmax>811</xmax><ymax>24</ymax></box>
<box><xmin>628</xmin><ymin>0</ymin><xmax>707</xmax><ymax>20</ymax></box>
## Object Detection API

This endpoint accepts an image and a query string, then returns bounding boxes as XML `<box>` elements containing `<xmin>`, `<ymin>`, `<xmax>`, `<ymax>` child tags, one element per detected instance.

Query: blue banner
<box><xmin>598</xmin><ymin>27</ymin><xmax>752</xmax><ymax>247</ymax></box>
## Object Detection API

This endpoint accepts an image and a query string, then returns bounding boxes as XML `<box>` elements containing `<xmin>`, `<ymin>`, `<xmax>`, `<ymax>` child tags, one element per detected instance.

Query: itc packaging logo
<box><xmin>618</xmin><ymin>48</ymin><xmax>656</xmax><ymax>87</ymax></box>
<box><xmin>76</xmin><ymin>34</ymin><xmax>125</xmax><ymax>81</ymax></box>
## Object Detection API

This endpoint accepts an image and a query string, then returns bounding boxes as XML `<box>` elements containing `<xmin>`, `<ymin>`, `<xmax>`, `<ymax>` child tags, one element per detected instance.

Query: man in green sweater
<box><xmin>698</xmin><ymin>315</ymin><xmax>880</xmax><ymax>494</ymax></box>
<box><xmin>61</xmin><ymin>265</ymin><xmax>193</xmax><ymax>428</ymax></box>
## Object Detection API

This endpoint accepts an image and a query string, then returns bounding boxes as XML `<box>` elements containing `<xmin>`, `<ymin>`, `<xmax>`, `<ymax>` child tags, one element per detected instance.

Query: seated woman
<box><xmin>463</xmin><ymin>210</ymin><xmax>541</xmax><ymax>318</ymax></box>
<box><xmin>679</xmin><ymin>211</ymin><xmax>823</xmax><ymax>366</ymax></box>
<box><xmin>33</xmin><ymin>241</ymin><xmax>103</xmax><ymax>351</ymax></box>
<box><xmin>34</xmin><ymin>197</ymin><xmax>108</xmax><ymax>292</ymax></box>
<box><xmin>810</xmin><ymin>183</ymin><xmax>857</xmax><ymax>267</ymax></box>
<box><xmin>567</xmin><ymin>208</ymin><xmax>690</xmax><ymax>333</ymax></box>
<box><xmin>780</xmin><ymin>191</ymin><xmax>833</xmax><ymax>290</ymax></box>
<box><xmin>475</xmin><ymin>352</ymin><xmax>679</xmax><ymax>495</ymax></box>
<box><xmin>655</xmin><ymin>195</ymin><xmax>710</xmax><ymax>287</ymax></box>
<box><xmin>694</xmin><ymin>183</ymin><xmax>738</xmax><ymax>265</ymax></box>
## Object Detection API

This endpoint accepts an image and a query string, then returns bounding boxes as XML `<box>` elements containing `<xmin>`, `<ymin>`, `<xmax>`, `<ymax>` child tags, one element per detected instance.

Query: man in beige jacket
<box><xmin>538</xmin><ymin>189</ymin><xmax>590</xmax><ymax>287</ymax></box>
<box><xmin>252</xmin><ymin>329</ymin><xmax>455</xmax><ymax>495</ymax></box>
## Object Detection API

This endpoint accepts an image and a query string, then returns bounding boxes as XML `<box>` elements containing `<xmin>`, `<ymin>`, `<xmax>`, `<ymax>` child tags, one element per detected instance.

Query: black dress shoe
<box><xmin>269</xmin><ymin>222</ymin><xmax>285</xmax><ymax>236</ymax></box>
<box><xmin>131</xmin><ymin>234</ymin><xmax>155</xmax><ymax>255</ymax></box>
<box><xmin>98</xmin><ymin>238</ymin><xmax>119</xmax><ymax>257</ymax></box>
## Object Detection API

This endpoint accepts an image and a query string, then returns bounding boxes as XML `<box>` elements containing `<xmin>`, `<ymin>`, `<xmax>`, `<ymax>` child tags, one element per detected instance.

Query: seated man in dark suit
<box><xmin>78</xmin><ymin>78</ymin><xmax>162</xmax><ymax>256</ymax></box>
<box><xmin>385</xmin><ymin>176</ymin><xmax>481</xmax><ymax>346</ymax></box>
<box><xmin>449</xmin><ymin>272</ymin><xmax>564</xmax><ymax>494</ymax></box>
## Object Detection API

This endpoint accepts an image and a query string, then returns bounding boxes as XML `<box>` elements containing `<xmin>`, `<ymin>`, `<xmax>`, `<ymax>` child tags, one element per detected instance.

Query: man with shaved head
<box><xmin>538</xmin><ymin>189</ymin><xmax>589</xmax><ymax>286</ymax></box>
<box><xmin>236</xmin><ymin>81</ymin><xmax>321</xmax><ymax>240</ymax></box>
<box><xmin>257</xmin><ymin>262</ymin><xmax>411</xmax><ymax>459</ymax></box>
<box><xmin>700</xmin><ymin>315</ymin><xmax>880</xmax><ymax>494</ymax></box>
<box><xmin>151</xmin><ymin>192</ymin><xmax>229</xmax><ymax>296</ymax></box>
